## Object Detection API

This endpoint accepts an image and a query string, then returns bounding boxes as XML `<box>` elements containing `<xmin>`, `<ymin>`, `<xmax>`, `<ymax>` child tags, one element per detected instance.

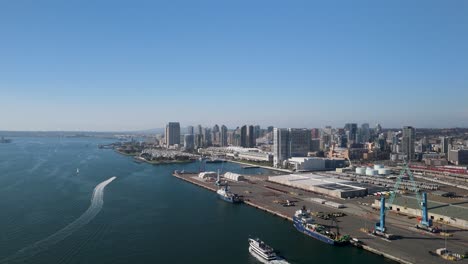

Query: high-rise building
<box><xmin>440</xmin><ymin>136</ymin><xmax>449</xmax><ymax>155</ymax></box>
<box><xmin>196</xmin><ymin>125</ymin><xmax>203</xmax><ymax>135</ymax></box>
<box><xmin>360</xmin><ymin>123</ymin><xmax>370</xmax><ymax>143</ymax></box>
<box><xmin>203</xmin><ymin>128</ymin><xmax>212</xmax><ymax>147</ymax></box>
<box><xmin>267</xmin><ymin>126</ymin><xmax>274</xmax><ymax>133</ymax></box>
<box><xmin>240</xmin><ymin>125</ymin><xmax>247</xmax><ymax>147</ymax></box>
<box><xmin>247</xmin><ymin>125</ymin><xmax>255</xmax><ymax>147</ymax></box>
<box><xmin>273</xmin><ymin>128</ymin><xmax>311</xmax><ymax>167</ymax></box>
<box><xmin>165</xmin><ymin>122</ymin><xmax>181</xmax><ymax>147</ymax></box>
<box><xmin>220</xmin><ymin>125</ymin><xmax>228</xmax><ymax>147</ymax></box>
<box><xmin>187</xmin><ymin>126</ymin><xmax>194</xmax><ymax>135</ymax></box>
<box><xmin>310</xmin><ymin>128</ymin><xmax>320</xmax><ymax>139</ymax></box>
<box><xmin>401</xmin><ymin>126</ymin><xmax>416</xmax><ymax>160</ymax></box>
<box><xmin>195</xmin><ymin>134</ymin><xmax>203</xmax><ymax>149</ymax></box>
<box><xmin>273</xmin><ymin>128</ymin><xmax>289</xmax><ymax>167</ymax></box>
<box><xmin>184</xmin><ymin>134</ymin><xmax>194</xmax><ymax>151</ymax></box>
<box><xmin>344</xmin><ymin>123</ymin><xmax>358</xmax><ymax>144</ymax></box>
<box><xmin>289</xmin><ymin>129</ymin><xmax>311</xmax><ymax>156</ymax></box>
<box><xmin>254</xmin><ymin>125</ymin><xmax>261</xmax><ymax>139</ymax></box>
<box><xmin>212</xmin><ymin>124</ymin><xmax>220</xmax><ymax>146</ymax></box>
<box><xmin>375</xmin><ymin>123</ymin><xmax>382</xmax><ymax>134</ymax></box>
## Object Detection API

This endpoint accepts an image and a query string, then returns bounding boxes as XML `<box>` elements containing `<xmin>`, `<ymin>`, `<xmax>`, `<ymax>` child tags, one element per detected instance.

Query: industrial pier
<box><xmin>172</xmin><ymin>171</ymin><xmax>468</xmax><ymax>264</ymax></box>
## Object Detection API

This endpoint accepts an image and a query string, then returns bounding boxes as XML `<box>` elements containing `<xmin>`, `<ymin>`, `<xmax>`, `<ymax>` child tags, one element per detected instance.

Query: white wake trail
<box><xmin>0</xmin><ymin>177</ymin><xmax>116</xmax><ymax>263</ymax></box>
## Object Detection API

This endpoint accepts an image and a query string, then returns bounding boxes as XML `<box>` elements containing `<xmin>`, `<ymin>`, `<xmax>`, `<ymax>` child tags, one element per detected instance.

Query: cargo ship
<box><xmin>293</xmin><ymin>206</ymin><xmax>350</xmax><ymax>246</ymax></box>
<box><xmin>217</xmin><ymin>184</ymin><xmax>242</xmax><ymax>203</ymax></box>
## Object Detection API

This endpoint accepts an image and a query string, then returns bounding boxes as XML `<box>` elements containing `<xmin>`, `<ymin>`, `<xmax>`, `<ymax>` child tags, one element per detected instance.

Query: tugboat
<box><xmin>217</xmin><ymin>184</ymin><xmax>242</xmax><ymax>203</ymax></box>
<box><xmin>293</xmin><ymin>206</ymin><xmax>350</xmax><ymax>246</ymax></box>
<box><xmin>248</xmin><ymin>238</ymin><xmax>278</xmax><ymax>262</ymax></box>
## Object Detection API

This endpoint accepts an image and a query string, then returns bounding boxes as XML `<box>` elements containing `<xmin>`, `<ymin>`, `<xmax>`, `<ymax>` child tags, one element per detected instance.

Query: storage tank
<box><xmin>374</xmin><ymin>164</ymin><xmax>384</xmax><ymax>170</ymax></box>
<box><xmin>378</xmin><ymin>168</ymin><xmax>390</xmax><ymax>175</ymax></box>
<box><xmin>366</xmin><ymin>167</ymin><xmax>378</xmax><ymax>176</ymax></box>
<box><xmin>356</xmin><ymin>167</ymin><xmax>366</xmax><ymax>175</ymax></box>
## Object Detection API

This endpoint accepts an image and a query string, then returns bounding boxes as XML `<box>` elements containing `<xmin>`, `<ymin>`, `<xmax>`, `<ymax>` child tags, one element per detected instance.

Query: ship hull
<box><xmin>218</xmin><ymin>193</ymin><xmax>241</xmax><ymax>203</ymax></box>
<box><xmin>293</xmin><ymin>217</ymin><xmax>347</xmax><ymax>246</ymax></box>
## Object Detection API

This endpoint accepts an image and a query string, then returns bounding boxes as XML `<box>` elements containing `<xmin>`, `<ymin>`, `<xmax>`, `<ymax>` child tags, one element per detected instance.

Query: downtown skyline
<box><xmin>1</xmin><ymin>0</ymin><xmax>468</xmax><ymax>131</ymax></box>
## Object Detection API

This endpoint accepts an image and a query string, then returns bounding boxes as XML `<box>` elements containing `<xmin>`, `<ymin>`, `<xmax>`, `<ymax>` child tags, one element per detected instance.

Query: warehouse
<box><xmin>268</xmin><ymin>173</ymin><xmax>367</xmax><ymax>198</ymax></box>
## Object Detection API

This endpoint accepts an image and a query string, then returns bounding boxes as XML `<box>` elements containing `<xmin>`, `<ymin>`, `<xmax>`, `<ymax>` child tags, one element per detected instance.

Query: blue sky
<box><xmin>1</xmin><ymin>0</ymin><xmax>467</xmax><ymax>131</ymax></box>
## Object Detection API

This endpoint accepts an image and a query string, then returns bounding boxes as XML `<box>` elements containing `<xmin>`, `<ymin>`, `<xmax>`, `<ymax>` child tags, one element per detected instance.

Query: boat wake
<box><xmin>0</xmin><ymin>177</ymin><xmax>116</xmax><ymax>263</ymax></box>
<box><xmin>249</xmin><ymin>247</ymin><xmax>290</xmax><ymax>264</ymax></box>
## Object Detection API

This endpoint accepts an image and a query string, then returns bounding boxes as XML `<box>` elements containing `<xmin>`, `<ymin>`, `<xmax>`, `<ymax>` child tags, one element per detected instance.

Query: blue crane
<box><xmin>381</xmin><ymin>162</ymin><xmax>438</xmax><ymax>234</ymax></box>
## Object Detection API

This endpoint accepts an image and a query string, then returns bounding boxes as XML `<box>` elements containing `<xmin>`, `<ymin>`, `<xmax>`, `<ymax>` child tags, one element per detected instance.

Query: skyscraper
<box><xmin>360</xmin><ymin>123</ymin><xmax>370</xmax><ymax>143</ymax></box>
<box><xmin>220</xmin><ymin>125</ymin><xmax>228</xmax><ymax>147</ymax></box>
<box><xmin>288</xmin><ymin>128</ymin><xmax>311</xmax><ymax>156</ymax></box>
<box><xmin>240</xmin><ymin>125</ymin><xmax>247</xmax><ymax>147</ymax></box>
<box><xmin>401</xmin><ymin>126</ymin><xmax>415</xmax><ymax>160</ymax></box>
<box><xmin>196</xmin><ymin>125</ymin><xmax>203</xmax><ymax>135</ymax></box>
<box><xmin>440</xmin><ymin>136</ymin><xmax>449</xmax><ymax>155</ymax></box>
<box><xmin>247</xmin><ymin>125</ymin><xmax>255</xmax><ymax>147</ymax></box>
<box><xmin>203</xmin><ymin>128</ymin><xmax>212</xmax><ymax>147</ymax></box>
<box><xmin>310</xmin><ymin>128</ymin><xmax>320</xmax><ymax>139</ymax></box>
<box><xmin>273</xmin><ymin>128</ymin><xmax>289</xmax><ymax>167</ymax></box>
<box><xmin>184</xmin><ymin>134</ymin><xmax>194</xmax><ymax>151</ymax></box>
<box><xmin>187</xmin><ymin>126</ymin><xmax>194</xmax><ymax>135</ymax></box>
<box><xmin>273</xmin><ymin>128</ymin><xmax>311</xmax><ymax>167</ymax></box>
<box><xmin>165</xmin><ymin>122</ymin><xmax>180</xmax><ymax>147</ymax></box>
<box><xmin>344</xmin><ymin>123</ymin><xmax>358</xmax><ymax>144</ymax></box>
<box><xmin>212</xmin><ymin>124</ymin><xmax>220</xmax><ymax>146</ymax></box>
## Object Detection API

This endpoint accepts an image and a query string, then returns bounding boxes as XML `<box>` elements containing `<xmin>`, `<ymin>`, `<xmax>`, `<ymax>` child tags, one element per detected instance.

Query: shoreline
<box><xmin>172</xmin><ymin>171</ymin><xmax>418</xmax><ymax>264</ymax></box>
<box><xmin>115</xmin><ymin>150</ymin><xmax>196</xmax><ymax>165</ymax></box>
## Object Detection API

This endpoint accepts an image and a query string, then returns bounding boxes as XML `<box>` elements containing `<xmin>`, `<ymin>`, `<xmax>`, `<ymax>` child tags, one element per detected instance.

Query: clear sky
<box><xmin>1</xmin><ymin>0</ymin><xmax>467</xmax><ymax>131</ymax></box>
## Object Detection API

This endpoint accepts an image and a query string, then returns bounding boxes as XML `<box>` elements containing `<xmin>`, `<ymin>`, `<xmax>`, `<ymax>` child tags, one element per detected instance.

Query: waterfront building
<box><xmin>184</xmin><ymin>134</ymin><xmax>195</xmax><ymax>151</ymax></box>
<box><xmin>401</xmin><ymin>126</ymin><xmax>416</xmax><ymax>160</ymax></box>
<box><xmin>289</xmin><ymin>128</ymin><xmax>311</xmax><ymax>156</ymax></box>
<box><xmin>273</xmin><ymin>128</ymin><xmax>311</xmax><ymax>167</ymax></box>
<box><xmin>273</xmin><ymin>128</ymin><xmax>289</xmax><ymax>167</ymax></box>
<box><xmin>165</xmin><ymin>122</ymin><xmax>180</xmax><ymax>147</ymax></box>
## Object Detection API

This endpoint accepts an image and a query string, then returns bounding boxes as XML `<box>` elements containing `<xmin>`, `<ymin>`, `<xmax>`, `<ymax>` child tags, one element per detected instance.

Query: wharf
<box><xmin>172</xmin><ymin>171</ymin><xmax>468</xmax><ymax>264</ymax></box>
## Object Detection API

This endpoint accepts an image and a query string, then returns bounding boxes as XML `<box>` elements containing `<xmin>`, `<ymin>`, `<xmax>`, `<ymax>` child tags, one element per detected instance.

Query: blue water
<box><xmin>0</xmin><ymin>137</ymin><xmax>391</xmax><ymax>263</ymax></box>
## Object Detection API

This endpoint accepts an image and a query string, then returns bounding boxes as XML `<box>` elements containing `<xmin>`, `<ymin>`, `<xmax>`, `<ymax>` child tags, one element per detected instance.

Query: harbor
<box><xmin>172</xmin><ymin>169</ymin><xmax>468</xmax><ymax>264</ymax></box>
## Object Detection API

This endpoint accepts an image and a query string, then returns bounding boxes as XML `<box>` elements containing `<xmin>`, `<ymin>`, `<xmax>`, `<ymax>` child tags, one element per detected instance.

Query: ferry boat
<box><xmin>293</xmin><ymin>206</ymin><xmax>350</xmax><ymax>246</ymax></box>
<box><xmin>248</xmin><ymin>238</ymin><xmax>278</xmax><ymax>262</ymax></box>
<box><xmin>216</xmin><ymin>184</ymin><xmax>241</xmax><ymax>203</ymax></box>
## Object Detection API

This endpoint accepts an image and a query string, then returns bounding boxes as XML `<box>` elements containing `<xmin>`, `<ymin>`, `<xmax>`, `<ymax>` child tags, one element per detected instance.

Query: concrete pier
<box><xmin>172</xmin><ymin>171</ymin><xmax>467</xmax><ymax>264</ymax></box>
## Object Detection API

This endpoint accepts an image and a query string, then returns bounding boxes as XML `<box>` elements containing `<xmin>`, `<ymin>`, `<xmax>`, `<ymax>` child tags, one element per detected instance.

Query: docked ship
<box><xmin>248</xmin><ymin>238</ymin><xmax>278</xmax><ymax>262</ymax></box>
<box><xmin>217</xmin><ymin>184</ymin><xmax>241</xmax><ymax>203</ymax></box>
<box><xmin>293</xmin><ymin>206</ymin><xmax>350</xmax><ymax>246</ymax></box>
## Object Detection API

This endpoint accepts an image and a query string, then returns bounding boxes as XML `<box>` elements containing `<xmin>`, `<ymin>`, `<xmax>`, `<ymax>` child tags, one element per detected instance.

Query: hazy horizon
<box><xmin>1</xmin><ymin>0</ymin><xmax>467</xmax><ymax>131</ymax></box>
